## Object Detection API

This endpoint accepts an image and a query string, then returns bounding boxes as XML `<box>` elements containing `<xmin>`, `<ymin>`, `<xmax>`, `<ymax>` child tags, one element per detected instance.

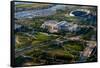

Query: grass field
<box><xmin>16</xmin><ymin>3</ymin><xmax>50</xmax><ymax>8</ymax></box>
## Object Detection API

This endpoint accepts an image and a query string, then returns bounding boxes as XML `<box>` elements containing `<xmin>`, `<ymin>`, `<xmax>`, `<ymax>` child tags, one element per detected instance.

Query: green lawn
<box><xmin>35</xmin><ymin>32</ymin><xmax>50</xmax><ymax>41</ymax></box>
<box><xmin>65</xmin><ymin>44</ymin><xmax>83</xmax><ymax>51</ymax></box>
<box><xmin>16</xmin><ymin>3</ymin><xmax>50</xmax><ymax>8</ymax></box>
<box><xmin>15</xmin><ymin>33</ymin><xmax>34</xmax><ymax>49</ymax></box>
<box><xmin>32</xmin><ymin>40</ymin><xmax>41</xmax><ymax>45</ymax></box>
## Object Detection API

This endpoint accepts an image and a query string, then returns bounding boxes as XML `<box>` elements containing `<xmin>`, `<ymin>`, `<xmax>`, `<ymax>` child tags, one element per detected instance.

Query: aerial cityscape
<box><xmin>13</xmin><ymin>2</ymin><xmax>97</xmax><ymax>67</ymax></box>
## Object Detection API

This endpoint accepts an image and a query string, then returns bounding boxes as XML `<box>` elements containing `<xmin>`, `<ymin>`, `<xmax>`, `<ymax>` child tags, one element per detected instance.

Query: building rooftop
<box><xmin>44</xmin><ymin>20</ymin><xmax>58</xmax><ymax>24</ymax></box>
<box><xmin>41</xmin><ymin>20</ymin><xmax>78</xmax><ymax>33</ymax></box>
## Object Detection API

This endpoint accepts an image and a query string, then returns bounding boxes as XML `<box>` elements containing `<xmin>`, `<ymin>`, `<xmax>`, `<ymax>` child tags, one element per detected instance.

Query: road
<box><xmin>15</xmin><ymin>5</ymin><xmax>66</xmax><ymax>19</ymax></box>
<box><xmin>65</xmin><ymin>36</ymin><xmax>97</xmax><ymax>62</ymax></box>
<box><xmin>79</xmin><ymin>41</ymin><xmax>96</xmax><ymax>62</ymax></box>
<box><xmin>15</xmin><ymin>41</ymin><xmax>50</xmax><ymax>57</ymax></box>
<box><xmin>15</xmin><ymin>33</ymin><xmax>97</xmax><ymax>63</ymax></box>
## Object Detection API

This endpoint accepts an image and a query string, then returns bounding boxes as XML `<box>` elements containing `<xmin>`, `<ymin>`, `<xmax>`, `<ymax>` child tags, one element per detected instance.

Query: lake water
<box><xmin>15</xmin><ymin>5</ymin><xmax>66</xmax><ymax>19</ymax></box>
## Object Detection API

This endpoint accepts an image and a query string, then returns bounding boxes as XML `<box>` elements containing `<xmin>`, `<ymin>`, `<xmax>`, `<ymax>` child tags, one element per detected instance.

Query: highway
<box><xmin>15</xmin><ymin>41</ymin><xmax>50</xmax><ymax>57</ymax></box>
<box><xmin>15</xmin><ymin>33</ymin><xmax>97</xmax><ymax>63</ymax></box>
